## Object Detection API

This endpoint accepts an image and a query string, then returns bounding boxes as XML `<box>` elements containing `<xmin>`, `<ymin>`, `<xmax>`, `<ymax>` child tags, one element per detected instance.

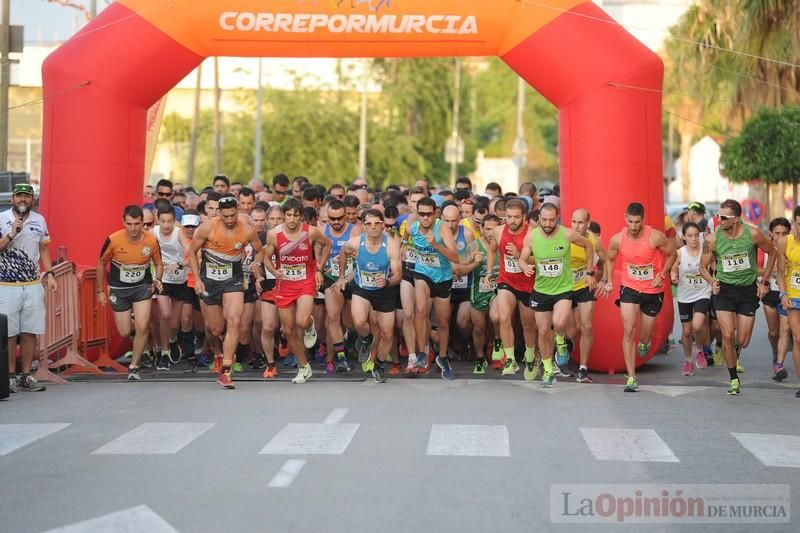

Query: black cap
<box><xmin>687</xmin><ymin>202</ymin><xmax>706</xmax><ymax>214</ymax></box>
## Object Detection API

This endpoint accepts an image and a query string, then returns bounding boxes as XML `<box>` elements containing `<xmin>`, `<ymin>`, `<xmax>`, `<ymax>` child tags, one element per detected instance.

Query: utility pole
<box><xmin>449</xmin><ymin>57</ymin><xmax>462</xmax><ymax>188</ymax></box>
<box><xmin>187</xmin><ymin>63</ymin><xmax>202</xmax><ymax>188</ymax></box>
<box><xmin>213</xmin><ymin>57</ymin><xmax>221</xmax><ymax>175</ymax></box>
<box><xmin>0</xmin><ymin>0</ymin><xmax>10</xmax><ymax>171</ymax></box>
<box><xmin>358</xmin><ymin>60</ymin><xmax>369</xmax><ymax>180</ymax></box>
<box><xmin>90</xmin><ymin>0</ymin><xmax>97</xmax><ymax>18</ymax></box>
<box><xmin>512</xmin><ymin>76</ymin><xmax>528</xmax><ymax>185</ymax></box>
<box><xmin>253</xmin><ymin>58</ymin><xmax>264</xmax><ymax>183</ymax></box>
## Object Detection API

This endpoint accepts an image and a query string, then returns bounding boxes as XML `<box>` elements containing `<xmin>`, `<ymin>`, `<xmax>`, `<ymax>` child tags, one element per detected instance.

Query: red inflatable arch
<box><xmin>40</xmin><ymin>0</ymin><xmax>672</xmax><ymax>373</ymax></box>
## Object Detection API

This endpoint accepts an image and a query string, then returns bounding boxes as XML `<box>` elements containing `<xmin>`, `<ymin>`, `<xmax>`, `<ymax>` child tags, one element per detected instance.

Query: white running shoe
<box><xmin>292</xmin><ymin>363</ymin><xmax>313</xmax><ymax>384</ymax></box>
<box><xmin>303</xmin><ymin>318</ymin><xmax>318</xmax><ymax>349</ymax></box>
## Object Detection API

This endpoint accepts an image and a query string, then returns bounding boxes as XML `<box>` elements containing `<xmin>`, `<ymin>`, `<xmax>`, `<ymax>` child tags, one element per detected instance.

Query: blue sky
<box><xmin>14</xmin><ymin>0</ymin><xmax>110</xmax><ymax>44</ymax></box>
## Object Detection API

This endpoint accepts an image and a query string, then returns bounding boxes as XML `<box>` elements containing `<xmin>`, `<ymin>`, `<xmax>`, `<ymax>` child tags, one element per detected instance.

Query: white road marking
<box><xmin>43</xmin><ymin>504</ymin><xmax>177</xmax><ymax>533</ymax></box>
<box><xmin>0</xmin><ymin>423</ymin><xmax>71</xmax><ymax>455</ymax></box>
<box><xmin>580</xmin><ymin>428</ymin><xmax>679</xmax><ymax>462</ymax></box>
<box><xmin>733</xmin><ymin>433</ymin><xmax>800</xmax><ymax>467</ymax></box>
<box><xmin>92</xmin><ymin>423</ymin><xmax>214</xmax><ymax>455</ymax></box>
<box><xmin>260</xmin><ymin>423</ymin><xmax>359</xmax><ymax>455</ymax></box>
<box><xmin>323</xmin><ymin>408</ymin><xmax>349</xmax><ymax>424</ymax></box>
<box><xmin>639</xmin><ymin>385</ymin><xmax>712</xmax><ymax>397</ymax></box>
<box><xmin>427</xmin><ymin>424</ymin><xmax>510</xmax><ymax>457</ymax></box>
<box><xmin>268</xmin><ymin>459</ymin><xmax>307</xmax><ymax>488</ymax></box>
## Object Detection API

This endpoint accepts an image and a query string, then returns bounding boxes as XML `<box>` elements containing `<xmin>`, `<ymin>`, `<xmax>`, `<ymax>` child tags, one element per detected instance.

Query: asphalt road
<box><xmin>1</xmin><ymin>312</ymin><xmax>798</xmax><ymax>533</ymax></box>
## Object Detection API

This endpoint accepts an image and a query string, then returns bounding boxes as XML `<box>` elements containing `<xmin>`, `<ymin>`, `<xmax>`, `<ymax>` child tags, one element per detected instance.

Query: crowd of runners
<box><xmin>7</xmin><ymin>173</ymin><xmax>800</xmax><ymax>397</ymax></box>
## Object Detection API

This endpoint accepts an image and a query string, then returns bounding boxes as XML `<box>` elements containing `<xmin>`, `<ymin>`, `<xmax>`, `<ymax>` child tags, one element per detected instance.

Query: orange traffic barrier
<box><xmin>76</xmin><ymin>268</ymin><xmax>127</xmax><ymax>374</ymax></box>
<box><xmin>38</xmin><ymin>261</ymin><xmax>100</xmax><ymax>381</ymax></box>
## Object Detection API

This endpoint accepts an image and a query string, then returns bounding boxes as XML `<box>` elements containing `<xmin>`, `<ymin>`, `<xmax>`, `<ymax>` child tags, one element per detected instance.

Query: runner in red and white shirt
<box><xmin>261</xmin><ymin>198</ymin><xmax>331</xmax><ymax>384</ymax></box>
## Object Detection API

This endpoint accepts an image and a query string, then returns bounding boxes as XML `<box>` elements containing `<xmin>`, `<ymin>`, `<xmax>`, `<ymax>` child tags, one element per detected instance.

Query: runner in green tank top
<box><xmin>469</xmin><ymin>215</ymin><xmax>500</xmax><ymax>374</ymax></box>
<box><xmin>519</xmin><ymin>203</ymin><xmax>593</xmax><ymax>388</ymax></box>
<box><xmin>700</xmin><ymin>199</ymin><xmax>776</xmax><ymax>396</ymax></box>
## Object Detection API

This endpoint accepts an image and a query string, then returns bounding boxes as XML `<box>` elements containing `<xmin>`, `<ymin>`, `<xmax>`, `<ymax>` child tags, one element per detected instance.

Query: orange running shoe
<box><xmin>278</xmin><ymin>342</ymin><xmax>290</xmax><ymax>359</ymax></box>
<box><xmin>399</xmin><ymin>342</ymin><xmax>409</xmax><ymax>358</ymax></box>
<box><xmin>491</xmin><ymin>355</ymin><xmax>506</xmax><ymax>371</ymax></box>
<box><xmin>212</xmin><ymin>355</ymin><xmax>223</xmax><ymax>374</ymax></box>
<box><xmin>216</xmin><ymin>370</ymin><xmax>235</xmax><ymax>389</ymax></box>
<box><xmin>389</xmin><ymin>364</ymin><xmax>401</xmax><ymax>376</ymax></box>
<box><xmin>262</xmin><ymin>366</ymin><xmax>278</xmax><ymax>379</ymax></box>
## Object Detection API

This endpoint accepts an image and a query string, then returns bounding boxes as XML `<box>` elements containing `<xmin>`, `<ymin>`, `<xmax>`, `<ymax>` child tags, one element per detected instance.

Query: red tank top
<box><xmin>275</xmin><ymin>223</ymin><xmax>316</xmax><ymax>285</ymax></box>
<box><xmin>498</xmin><ymin>223</ymin><xmax>533</xmax><ymax>293</ymax></box>
<box><xmin>619</xmin><ymin>226</ymin><xmax>663</xmax><ymax>294</ymax></box>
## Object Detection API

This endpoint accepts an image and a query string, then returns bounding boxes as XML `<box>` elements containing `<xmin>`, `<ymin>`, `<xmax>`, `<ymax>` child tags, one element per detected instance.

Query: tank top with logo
<box><xmin>715</xmin><ymin>225</ymin><xmax>757</xmax><ymax>286</ymax></box>
<box><xmin>619</xmin><ymin>226</ymin><xmax>663</xmax><ymax>295</ymax></box>
<box><xmin>497</xmin><ymin>223</ymin><xmax>532</xmax><ymax>293</ymax></box>
<box><xmin>677</xmin><ymin>246</ymin><xmax>711</xmax><ymax>302</ymax></box>
<box><xmin>354</xmin><ymin>234</ymin><xmax>390</xmax><ymax>291</ymax></box>
<box><xmin>532</xmin><ymin>226</ymin><xmax>573</xmax><ymax>295</ymax></box>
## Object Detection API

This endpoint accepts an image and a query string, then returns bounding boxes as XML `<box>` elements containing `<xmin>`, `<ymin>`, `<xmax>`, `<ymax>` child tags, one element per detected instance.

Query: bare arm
<box><xmin>699</xmin><ymin>234</ymin><xmax>719</xmax><ymax>294</ymax></box>
<box><xmin>776</xmin><ymin>237</ymin><xmax>788</xmax><ymax>295</ymax></box>
<box><xmin>518</xmin><ymin>231</ymin><xmax>536</xmax><ymax>277</ymax></box>
<box><xmin>653</xmin><ymin>230</ymin><xmax>678</xmax><ymax>281</ymax></box>
<box><xmin>434</xmin><ymin>222</ymin><xmax>460</xmax><ymax>263</ymax></box>
<box><xmin>262</xmin><ymin>230</ymin><xmax>280</xmax><ymax>278</ymax></box>
<box><xmin>388</xmin><ymin>237</ymin><xmax>402</xmax><ymax>287</ymax></box>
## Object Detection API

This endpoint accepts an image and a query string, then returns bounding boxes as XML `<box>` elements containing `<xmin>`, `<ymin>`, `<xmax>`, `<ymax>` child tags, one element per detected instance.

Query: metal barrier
<box><xmin>1</xmin><ymin>314</ymin><xmax>8</xmax><ymax>399</ymax></box>
<box><xmin>39</xmin><ymin>261</ymin><xmax>101</xmax><ymax>380</ymax></box>
<box><xmin>76</xmin><ymin>268</ymin><xmax>127</xmax><ymax>373</ymax></box>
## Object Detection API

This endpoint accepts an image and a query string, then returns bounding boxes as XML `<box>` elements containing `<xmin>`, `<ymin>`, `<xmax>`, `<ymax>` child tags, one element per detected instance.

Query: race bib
<box><xmin>479</xmin><ymin>277</ymin><xmax>497</xmax><ymax>293</ymax></box>
<box><xmin>452</xmin><ymin>274</ymin><xmax>468</xmax><ymax>289</ymax></box>
<box><xmin>163</xmin><ymin>264</ymin><xmax>186</xmax><ymax>284</ymax></box>
<box><xmin>721</xmin><ymin>252</ymin><xmax>750</xmax><ymax>273</ymax></box>
<box><xmin>572</xmin><ymin>266</ymin><xmax>587</xmax><ymax>282</ymax></box>
<box><xmin>417</xmin><ymin>251</ymin><xmax>441</xmax><ymax>268</ymax></box>
<box><xmin>685</xmin><ymin>273</ymin><xmax>706</xmax><ymax>289</ymax></box>
<box><xmin>206</xmin><ymin>263</ymin><xmax>232</xmax><ymax>281</ymax></box>
<box><xmin>120</xmin><ymin>264</ymin><xmax>146</xmax><ymax>284</ymax></box>
<box><xmin>790</xmin><ymin>271</ymin><xmax>800</xmax><ymax>290</ymax></box>
<box><xmin>329</xmin><ymin>256</ymin><xmax>353</xmax><ymax>278</ymax></box>
<box><xmin>503</xmin><ymin>255</ymin><xmax>522</xmax><ymax>274</ymax></box>
<box><xmin>538</xmin><ymin>258</ymin><xmax>563</xmax><ymax>278</ymax></box>
<box><xmin>627</xmin><ymin>263</ymin><xmax>654</xmax><ymax>281</ymax></box>
<box><xmin>405</xmin><ymin>248</ymin><xmax>417</xmax><ymax>264</ymax></box>
<box><xmin>360</xmin><ymin>271</ymin><xmax>386</xmax><ymax>289</ymax></box>
<box><xmin>281</xmin><ymin>263</ymin><xmax>307</xmax><ymax>281</ymax></box>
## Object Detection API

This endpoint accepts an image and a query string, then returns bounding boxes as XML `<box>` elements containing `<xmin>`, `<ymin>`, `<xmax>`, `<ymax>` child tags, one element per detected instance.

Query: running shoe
<box><xmin>736</xmin><ymin>359</ymin><xmax>745</xmax><ymax>373</ymax></box>
<box><xmin>502</xmin><ymin>357</ymin><xmax>519</xmax><ymax>376</ymax></box>
<box><xmin>278</xmin><ymin>338</ymin><xmax>290</xmax><ymax>359</ymax></box>
<box><xmin>372</xmin><ymin>362</ymin><xmax>388</xmax><ymax>383</ymax></box>
<box><xmin>283</xmin><ymin>354</ymin><xmax>298</xmax><ymax>368</ymax></box>
<box><xmin>212</xmin><ymin>355</ymin><xmax>223</xmax><ymax>374</ymax></box>
<box><xmin>637</xmin><ymin>341</ymin><xmax>650</xmax><ymax>358</ymax></box>
<box><xmin>292</xmin><ymin>363</ymin><xmax>313</xmax><ymax>384</ymax></box>
<box><xmin>262</xmin><ymin>365</ymin><xmax>278</xmax><ymax>379</ymax></box>
<box><xmin>772</xmin><ymin>365</ymin><xmax>789</xmax><ymax>382</ymax></box>
<box><xmin>232</xmin><ymin>362</ymin><xmax>243</xmax><ymax>373</ymax></box>
<box><xmin>541</xmin><ymin>370</ymin><xmax>555</xmax><ymax>388</ymax></box>
<box><xmin>335</xmin><ymin>358</ymin><xmax>351</xmax><ymax>373</ymax></box>
<box><xmin>576</xmin><ymin>368</ymin><xmax>593</xmax><ymax>383</ymax></box>
<box><xmin>156</xmin><ymin>352</ymin><xmax>170</xmax><ymax>371</ymax></box>
<box><xmin>127</xmin><ymin>367</ymin><xmax>141</xmax><ymax>381</ymax></box>
<box><xmin>315</xmin><ymin>344</ymin><xmax>327</xmax><ymax>364</ymax></box>
<box><xmin>8</xmin><ymin>375</ymin><xmax>18</xmax><ymax>393</ymax></box>
<box><xmin>436</xmin><ymin>356</ymin><xmax>455</xmax><ymax>381</ymax></box>
<box><xmin>553</xmin><ymin>363</ymin><xmax>573</xmax><ymax>378</ymax></box>
<box><xmin>795</xmin><ymin>389</ymin><xmax>800</xmax><ymax>398</ymax></box>
<box><xmin>389</xmin><ymin>364</ymin><xmax>401</xmax><ymax>376</ymax></box>
<box><xmin>624</xmin><ymin>376</ymin><xmax>639</xmax><ymax>392</ymax></box>
<box><xmin>325</xmin><ymin>361</ymin><xmax>336</xmax><ymax>374</ymax></box>
<box><xmin>19</xmin><ymin>374</ymin><xmax>46</xmax><ymax>392</ymax></box>
<box><xmin>523</xmin><ymin>362</ymin><xmax>537</xmax><ymax>382</ymax></box>
<box><xmin>713</xmin><ymin>348</ymin><xmax>724</xmax><ymax>367</ymax></box>
<box><xmin>682</xmin><ymin>360</ymin><xmax>693</xmax><ymax>376</ymax></box>
<box><xmin>473</xmin><ymin>359</ymin><xmax>488</xmax><ymax>375</ymax></box>
<box><xmin>399</xmin><ymin>341</ymin><xmax>409</xmax><ymax>358</ymax></box>
<box><xmin>695</xmin><ymin>351</ymin><xmax>707</xmax><ymax>369</ymax></box>
<box><xmin>249</xmin><ymin>353</ymin><xmax>267</xmax><ymax>370</ymax></box>
<box><xmin>362</xmin><ymin>359</ymin><xmax>375</xmax><ymax>374</ymax></box>
<box><xmin>169</xmin><ymin>339</ymin><xmax>181</xmax><ymax>364</ymax></box>
<box><xmin>303</xmin><ymin>318</ymin><xmax>318</xmax><ymax>349</ymax></box>
<box><xmin>555</xmin><ymin>334</ymin><xmax>569</xmax><ymax>366</ymax></box>
<box><xmin>357</xmin><ymin>334</ymin><xmax>374</xmax><ymax>363</ymax></box>
<box><xmin>703</xmin><ymin>345</ymin><xmax>714</xmax><ymax>367</ymax></box>
<box><xmin>727</xmin><ymin>378</ymin><xmax>741</xmax><ymax>396</ymax></box>
<box><xmin>413</xmin><ymin>352</ymin><xmax>427</xmax><ymax>372</ymax></box>
<box><xmin>217</xmin><ymin>370</ymin><xmax>235</xmax><ymax>389</ymax></box>
<box><xmin>491</xmin><ymin>340</ymin><xmax>503</xmax><ymax>362</ymax></box>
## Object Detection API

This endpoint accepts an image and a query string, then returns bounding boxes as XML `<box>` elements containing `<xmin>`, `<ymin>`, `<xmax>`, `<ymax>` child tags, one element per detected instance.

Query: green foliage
<box><xmin>719</xmin><ymin>106</ymin><xmax>800</xmax><ymax>184</ymax></box>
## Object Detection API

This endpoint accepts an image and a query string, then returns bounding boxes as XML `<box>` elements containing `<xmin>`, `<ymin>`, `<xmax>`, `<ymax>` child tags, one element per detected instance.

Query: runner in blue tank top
<box><xmin>407</xmin><ymin>199</ymin><xmax>460</xmax><ymax>380</ymax></box>
<box><xmin>336</xmin><ymin>209</ymin><xmax>402</xmax><ymax>383</ymax></box>
<box><xmin>322</xmin><ymin>200</ymin><xmax>360</xmax><ymax>374</ymax></box>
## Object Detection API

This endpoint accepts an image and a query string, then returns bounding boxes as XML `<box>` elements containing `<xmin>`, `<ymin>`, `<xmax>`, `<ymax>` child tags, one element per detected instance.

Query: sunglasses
<box><xmin>143</xmin><ymin>222</ymin><xmax>154</xmax><ymax>228</ymax></box>
<box><xmin>418</xmin><ymin>211</ymin><xmax>434</xmax><ymax>217</ymax></box>
<box><xmin>157</xmin><ymin>191</ymin><xmax>172</xmax><ymax>197</ymax></box>
<box><xmin>219</xmin><ymin>198</ymin><xmax>237</xmax><ymax>208</ymax></box>
<box><xmin>329</xmin><ymin>216</ymin><xmax>344</xmax><ymax>222</ymax></box>
<box><xmin>719</xmin><ymin>214</ymin><xmax>737</xmax><ymax>221</ymax></box>
<box><xmin>365</xmin><ymin>221</ymin><xmax>382</xmax><ymax>227</ymax></box>
<box><xmin>274</xmin><ymin>189</ymin><xmax>287</xmax><ymax>195</ymax></box>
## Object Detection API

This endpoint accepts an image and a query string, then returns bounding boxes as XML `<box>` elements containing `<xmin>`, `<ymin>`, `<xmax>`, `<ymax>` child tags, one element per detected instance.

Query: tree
<box><xmin>719</xmin><ymin>106</ymin><xmax>800</xmax><ymax>202</ymax></box>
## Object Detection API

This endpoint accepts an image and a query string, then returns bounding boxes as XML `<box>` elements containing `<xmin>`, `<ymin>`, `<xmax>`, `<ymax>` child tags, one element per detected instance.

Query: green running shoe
<box><xmin>624</xmin><ymin>376</ymin><xmax>639</xmax><ymax>392</ymax></box>
<box><xmin>362</xmin><ymin>359</ymin><xmax>374</xmax><ymax>374</ymax></box>
<box><xmin>502</xmin><ymin>357</ymin><xmax>519</xmax><ymax>376</ymax></box>
<box><xmin>491</xmin><ymin>340</ymin><xmax>504</xmax><ymax>361</ymax></box>
<box><xmin>542</xmin><ymin>370</ymin><xmax>555</xmax><ymax>388</ymax></box>
<box><xmin>727</xmin><ymin>378</ymin><xmax>741</xmax><ymax>395</ymax></box>
<box><xmin>524</xmin><ymin>362</ymin><xmax>537</xmax><ymax>382</ymax></box>
<box><xmin>232</xmin><ymin>362</ymin><xmax>243</xmax><ymax>373</ymax></box>
<box><xmin>473</xmin><ymin>359</ymin><xmax>487</xmax><ymax>375</ymax></box>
